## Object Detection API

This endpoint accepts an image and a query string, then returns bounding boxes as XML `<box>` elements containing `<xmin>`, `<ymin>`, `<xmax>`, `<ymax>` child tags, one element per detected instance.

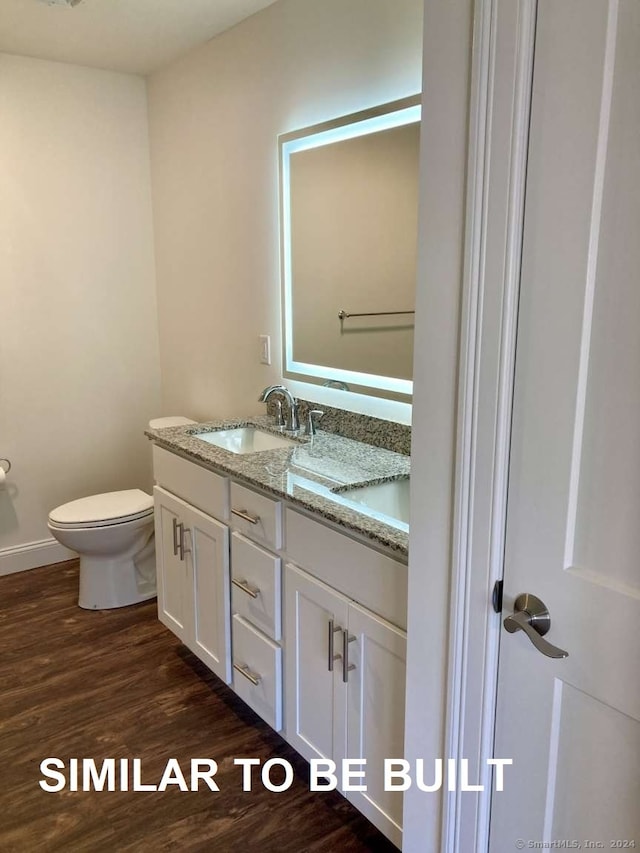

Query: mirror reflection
<box><xmin>280</xmin><ymin>97</ymin><xmax>421</xmax><ymax>401</ymax></box>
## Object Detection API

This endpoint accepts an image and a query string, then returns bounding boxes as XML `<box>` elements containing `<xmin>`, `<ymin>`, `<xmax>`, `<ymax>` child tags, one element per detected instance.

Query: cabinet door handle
<box><xmin>172</xmin><ymin>518</ymin><xmax>185</xmax><ymax>560</ymax></box>
<box><xmin>231</xmin><ymin>508</ymin><xmax>260</xmax><ymax>525</ymax></box>
<box><xmin>233</xmin><ymin>662</ymin><xmax>262</xmax><ymax>686</ymax></box>
<box><xmin>342</xmin><ymin>630</ymin><xmax>357</xmax><ymax>683</ymax></box>
<box><xmin>328</xmin><ymin>619</ymin><xmax>343</xmax><ymax>671</ymax></box>
<box><xmin>172</xmin><ymin>517</ymin><xmax>180</xmax><ymax>556</ymax></box>
<box><xmin>177</xmin><ymin>522</ymin><xmax>185</xmax><ymax>561</ymax></box>
<box><xmin>232</xmin><ymin>578</ymin><xmax>260</xmax><ymax>599</ymax></box>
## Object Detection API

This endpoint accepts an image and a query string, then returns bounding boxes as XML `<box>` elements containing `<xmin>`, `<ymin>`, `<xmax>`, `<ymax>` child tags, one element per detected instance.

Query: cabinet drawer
<box><xmin>231</xmin><ymin>533</ymin><xmax>281</xmax><ymax>641</ymax></box>
<box><xmin>285</xmin><ymin>508</ymin><xmax>407</xmax><ymax>630</ymax></box>
<box><xmin>153</xmin><ymin>445</ymin><xmax>228</xmax><ymax>520</ymax></box>
<box><xmin>230</xmin><ymin>482</ymin><xmax>282</xmax><ymax>550</ymax></box>
<box><xmin>232</xmin><ymin>614</ymin><xmax>282</xmax><ymax>731</ymax></box>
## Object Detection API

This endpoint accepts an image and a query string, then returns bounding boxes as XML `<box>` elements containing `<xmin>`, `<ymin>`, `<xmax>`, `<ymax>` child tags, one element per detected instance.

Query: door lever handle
<box><xmin>503</xmin><ymin>593</ymin><xmax>568</xmax><ymax>659</ymax></box>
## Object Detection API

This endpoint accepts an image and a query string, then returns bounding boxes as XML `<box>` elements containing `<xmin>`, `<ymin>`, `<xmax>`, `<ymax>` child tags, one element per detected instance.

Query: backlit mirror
<box><xmin>279</xmin><ymin>96</ymin><xmax>421</xmax><ymax>403</ymax></box>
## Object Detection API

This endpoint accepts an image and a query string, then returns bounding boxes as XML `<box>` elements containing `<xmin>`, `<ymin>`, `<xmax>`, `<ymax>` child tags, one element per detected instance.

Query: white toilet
<box><xmin>47</xmin><ymin>416</ymin><xmax>195</xmax><ymax>610</ymax></box>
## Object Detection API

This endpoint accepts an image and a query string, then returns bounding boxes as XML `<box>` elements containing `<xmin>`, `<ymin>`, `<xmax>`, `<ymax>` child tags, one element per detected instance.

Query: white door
<box><xmin>491</xmin><ymin>0</ymin><xmax>640</xmax><ymax>848</ymax></box>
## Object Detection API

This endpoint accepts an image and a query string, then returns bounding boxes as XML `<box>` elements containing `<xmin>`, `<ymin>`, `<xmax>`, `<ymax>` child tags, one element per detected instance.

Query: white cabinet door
<box><xmin>285</xmin><ymin>563</ymin><xmax>406</xmax><ymax>847</ymax></box>
<box><xmin>186</xmin><ymin>502</ymin><xmax>231</xmax><ymax>685</ymax></box>
<box><xmin>346</xmin><ymin>602</ymin><xmax>406</xmax><ymax>849</ymax></box>
<box><xmin>154</xmin><ymin>486</ymin><xmax>231</xmax><ymax>685</ymax></box>
<box><xmin>285</xmin><ymin>564</ymin><xmax>348</xmax><ymax>764</ymax></box>
<box><xmin>154</xmin><ymin>486</ymin><xmax>189</xmax><ymax>643</ymax></box>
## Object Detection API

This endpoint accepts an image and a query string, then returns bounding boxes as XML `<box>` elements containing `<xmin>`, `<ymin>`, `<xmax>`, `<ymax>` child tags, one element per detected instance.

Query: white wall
<box><xmin>0</xmin><ymin>54</ymin><xmax>161</xmax><ymax>570</ymax></box>
<box><xmin>147</xmin><ymin>0</ymin><xmax>423</xmax><ymax>420</ymax></box>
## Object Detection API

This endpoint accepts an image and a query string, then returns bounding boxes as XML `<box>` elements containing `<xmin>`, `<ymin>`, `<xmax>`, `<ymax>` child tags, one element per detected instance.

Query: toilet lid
<box><xmin>48</xmin><ymin>490</ymin><xmax>154</xmax><ymax>528</ymax></box>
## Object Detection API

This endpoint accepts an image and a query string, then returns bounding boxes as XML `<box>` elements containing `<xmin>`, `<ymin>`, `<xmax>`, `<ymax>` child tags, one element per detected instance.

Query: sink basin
<box><xmin>339</xmin><ymin>478</ymin><xmax>411</xmax><ymax>528</ymax></box>
<box><xmin>194</xmin><ymin>427</ymin><xmax>298</xmax><ymax>454</ymax></box>
<box><xmin>288</xmin><ymin>472</ymin><xmax>410</xmax><ymax>532</ymax></box>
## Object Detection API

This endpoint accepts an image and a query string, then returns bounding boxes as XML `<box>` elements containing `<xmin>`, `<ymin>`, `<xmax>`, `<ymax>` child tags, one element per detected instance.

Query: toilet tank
<box><xmin>148</xmin><ymin>416</ymin><xmax>196</xmax><ymax>429</ymax></box>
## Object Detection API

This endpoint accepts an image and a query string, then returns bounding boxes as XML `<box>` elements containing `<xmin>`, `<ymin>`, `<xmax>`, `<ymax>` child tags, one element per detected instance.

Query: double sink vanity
<box><xmin>147</xmin><ymin>405</ymin><xmax>410</xmax><ymax>847</ymax></box>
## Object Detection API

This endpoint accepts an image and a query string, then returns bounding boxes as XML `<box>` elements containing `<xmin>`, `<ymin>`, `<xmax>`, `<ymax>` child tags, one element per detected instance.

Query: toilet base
<box><xmin>78</xmin><ymin>536</ymin><xmax>157</xmax><ymax>610</ymax></box>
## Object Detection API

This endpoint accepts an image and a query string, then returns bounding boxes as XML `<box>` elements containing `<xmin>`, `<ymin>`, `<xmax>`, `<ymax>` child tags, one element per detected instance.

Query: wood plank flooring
<box><xmin>0</xmin><ymin>561</ymin><xmax>398</xmax><ymax>853</ymax></box>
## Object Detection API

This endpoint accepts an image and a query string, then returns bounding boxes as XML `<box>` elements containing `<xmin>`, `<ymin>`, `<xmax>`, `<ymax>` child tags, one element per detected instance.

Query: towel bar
<box><xmin>338</xmin><ymin>309</ymin><xmax>415</xmax><ymax>320</ymax></box>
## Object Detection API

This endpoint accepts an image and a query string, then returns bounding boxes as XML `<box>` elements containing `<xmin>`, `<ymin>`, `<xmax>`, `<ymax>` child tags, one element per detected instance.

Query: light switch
<box><xmin>259</xmin><ymin>335</ymin><xmax>271</xmax><ymax>365</ymax></box>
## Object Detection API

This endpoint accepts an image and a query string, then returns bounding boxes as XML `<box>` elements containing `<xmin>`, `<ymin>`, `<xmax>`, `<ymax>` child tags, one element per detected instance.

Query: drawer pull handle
<box><xmin>232</xmin><ymin>578</ymin><xmax>260</xmax><ymax>599</ymax></box>
<box><xmin>342</xmin><ymin>630</ymin><xmax>357</xmax><ymax>683</ymax></box>
<box><xmin>328</xmin><ymin>619</ymin><xmax>343</xmax><ymax>671</ymax></box>
<box><xmin>231</xmin><ymin>508</ymin><xmax>261</xmax><ymax>525</ymax></box>
<box><xmin>233</xmin><ymin>662</ymin><xmax>262</xmax><ymax>686</ymax></box>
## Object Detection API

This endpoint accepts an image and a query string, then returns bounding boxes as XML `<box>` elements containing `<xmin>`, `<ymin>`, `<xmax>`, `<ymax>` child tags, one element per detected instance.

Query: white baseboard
<box><xmin>0</xmin><ymin>538</ymin><xmax>75</xmax><ymax>577</ymax></box>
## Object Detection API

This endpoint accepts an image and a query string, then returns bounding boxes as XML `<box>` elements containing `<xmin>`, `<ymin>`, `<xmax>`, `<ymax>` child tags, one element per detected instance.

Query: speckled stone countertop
<box><xmin>145</xmin><ymin>416</ymin><xmax>410</xmax><ymax>558</ymax></box>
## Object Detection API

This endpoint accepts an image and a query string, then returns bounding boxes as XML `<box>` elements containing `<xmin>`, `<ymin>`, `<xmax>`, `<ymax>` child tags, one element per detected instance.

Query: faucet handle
<box><xmin>306</xmin><ymin>409</ymin><xmax>325</xmax><ymax>436</ymax></box>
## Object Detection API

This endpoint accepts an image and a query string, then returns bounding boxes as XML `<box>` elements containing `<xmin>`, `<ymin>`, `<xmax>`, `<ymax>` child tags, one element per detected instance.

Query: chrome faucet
<box><xmin>258</xmin><ymin>385</ymin><xmax>300</xmax><ymax>432</ymax></box>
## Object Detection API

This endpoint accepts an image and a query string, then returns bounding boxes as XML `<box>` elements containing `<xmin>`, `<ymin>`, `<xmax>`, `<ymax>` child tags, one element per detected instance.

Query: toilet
<box><xmin>47</xmin><ymin>416</ymin><xmax>195</xmax><ymax>610</ymax></box>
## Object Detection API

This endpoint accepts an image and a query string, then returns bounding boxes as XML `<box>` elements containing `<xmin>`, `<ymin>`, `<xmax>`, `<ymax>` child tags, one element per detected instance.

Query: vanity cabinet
<box><xmin>151</xmin><ymin>442</ymin><xmax>407</xmax><ymax>847</ymax></box>
<box><xmin>284</xmin><ymin>511</ymin><xmax>407</xmax><ymax>848</ymax></box>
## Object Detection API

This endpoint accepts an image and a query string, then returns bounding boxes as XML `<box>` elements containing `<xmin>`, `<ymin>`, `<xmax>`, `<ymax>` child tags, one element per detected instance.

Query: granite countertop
<box><xmin>145</xmin><ymin>415</ymin><xmax>410</xmax><ymax>558</ymax></box>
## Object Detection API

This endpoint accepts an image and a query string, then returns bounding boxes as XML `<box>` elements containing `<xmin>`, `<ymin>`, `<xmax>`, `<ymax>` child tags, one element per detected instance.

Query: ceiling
<box><xmin>0</xmin><ymin>0</ymin><xmax>279</xmax><ymax>75</ymax></box>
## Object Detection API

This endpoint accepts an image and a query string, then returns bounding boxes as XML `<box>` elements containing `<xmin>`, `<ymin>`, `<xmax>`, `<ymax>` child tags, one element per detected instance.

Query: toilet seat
<box><xmin>48</xmin><ymin>489</ymin><xmax>154</xmax><ymax>529</ymax></box>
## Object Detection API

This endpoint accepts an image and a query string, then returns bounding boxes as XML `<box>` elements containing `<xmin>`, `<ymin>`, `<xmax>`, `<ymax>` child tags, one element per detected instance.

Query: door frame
<box><xmin>404</xmin><ymin>0</ymin><xmax>538</xmax><ymax>850</ymax></box>
<box><xmin>444</xmin><ymin>0</ymin><xmax>537</xmax><ymax>849</ymax></box>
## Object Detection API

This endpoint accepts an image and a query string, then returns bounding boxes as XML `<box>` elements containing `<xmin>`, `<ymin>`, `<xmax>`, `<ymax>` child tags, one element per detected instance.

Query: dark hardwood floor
<box><xmin>0</xmin><ymin>561</ymin><xmax>397</xmax><ymax>853</ymax></box>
